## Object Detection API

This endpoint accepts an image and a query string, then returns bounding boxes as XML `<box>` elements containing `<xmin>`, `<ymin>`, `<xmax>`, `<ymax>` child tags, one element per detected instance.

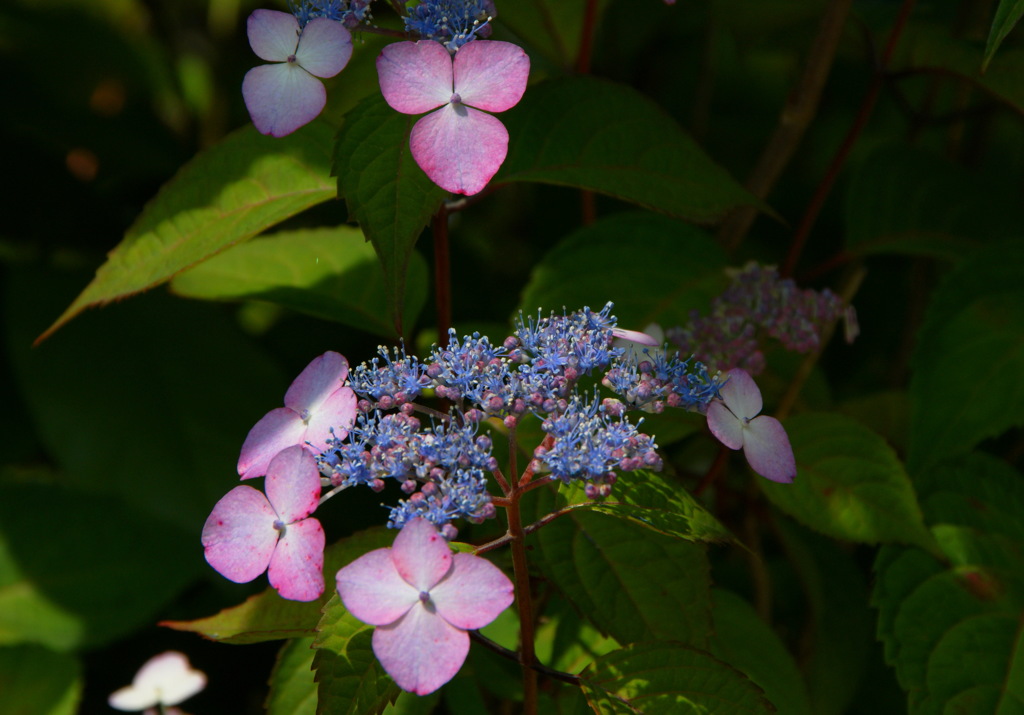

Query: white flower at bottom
<box><xmin>108</xmin><ymin>651</ymin><xmax>206</xmax><ymax>711</ymax></box>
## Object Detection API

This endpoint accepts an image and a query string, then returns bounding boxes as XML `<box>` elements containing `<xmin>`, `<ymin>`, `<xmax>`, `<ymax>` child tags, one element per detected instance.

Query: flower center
<box><xmin>286</xmin><ymin>54</ymin><xmax>298</xmax><ymax>64</ymax></box>
<box><xmin>450</xmin><ymin>92</ymin><xmax>462</xmax><ymax>105</ymax></box>
<box><xmin>273</xmin><ymin>519</ymin><xmax>286</xmax><ymax>533</ymax></box>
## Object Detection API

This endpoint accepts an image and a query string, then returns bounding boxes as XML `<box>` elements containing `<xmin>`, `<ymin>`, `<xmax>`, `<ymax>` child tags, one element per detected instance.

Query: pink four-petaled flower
<box><xmin>238</xmin><ymin>351</ymin><xmax>356</xmax><ymax>480</ymax></box>
<box><xmin>242</xmin><ymin>10</ymin><xmax>353</xmax><ymax>137</ymax></box>
<box><xmin>377</xmin><ymin>40</ymin><xmax>530</xmax><ymax>196</ymax></box>
<box><xmin>706</xmin><ymin>368</ymin><xmax>797</xmax><ymax>483</ymax></box>
<box><xmin>203</xmin><ymin>445</ymin><xmax>326</xmax><ymax>601</ymax></box>
<box><xmin>336</xmin><ymin>518</ymin><xmax>515</xmax><ymax>694</ymax></box>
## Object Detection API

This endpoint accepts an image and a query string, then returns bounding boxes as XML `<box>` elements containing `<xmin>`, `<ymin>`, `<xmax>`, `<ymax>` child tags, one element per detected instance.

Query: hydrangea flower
<box><xmin>108</xmin><ymin>651</ymin><xmax>206</xmax><ymax>712</ymax></box>
<box><xmin>203</xmin><ymin>446</ymin><xmax>326</xmax><ymax>601</ymax></box>
<box><xmin>706</xmin><ymin>369</ymin><xmax>796</xmax><ymax>483</ymax></box>
<box><xmin>377</xmin><ymin>40</ymin><xmax>530</xmax><ymax>195</ymax></box>
<box><xmin>238</xmin><ymin>351</ymin><xmax>357</xmax><ymax>480</ymax></box>
<box><xmin>242</xmin><ymin>9</ymin><xmax>353</xmax><ymax>137</ymax></box>
<box><xmin>336</xmin><ymin>518</ymin><xmax>514</xmax><ymax>694</ymax></box>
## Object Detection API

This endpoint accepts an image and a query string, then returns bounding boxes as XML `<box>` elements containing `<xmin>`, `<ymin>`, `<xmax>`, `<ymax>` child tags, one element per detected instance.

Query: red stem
<box><xmin>432</xmin><ymin>205</ymin><xmax>452</xmax><ymax>341</ymax></box>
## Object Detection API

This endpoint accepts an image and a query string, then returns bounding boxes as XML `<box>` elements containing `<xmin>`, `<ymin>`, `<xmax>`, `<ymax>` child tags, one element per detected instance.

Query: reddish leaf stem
<box><xmin>432</xmin><ymin>205</ymin><xmax>452</xmax><ymax>341</ymax></box>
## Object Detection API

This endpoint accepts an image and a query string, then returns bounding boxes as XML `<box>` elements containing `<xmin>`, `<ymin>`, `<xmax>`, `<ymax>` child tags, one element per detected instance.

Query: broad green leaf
<box><xmin>268</xmin><ymin>638</ymin><xmax>319</xmax><ymax>715</ymax></box>
<box><xmin>0</xmin><ymin>483</ymin><xmax>199</xmax><ymax>650</ymax></box>
<box><xmin>983</xmin><ymin>0</ymin><xmax>1024</xmax><ymax>70</ymax></box>
<box><xmin>873</xmin><ymin>454</ymin><xmax>1024</xmax><ymax>714</ymax></box>
<box><xmin>39</xmin><ymin>121</ymin><xmax>337</xmax><ymax>342</ymax></box>
<box><xmin>0</xmin><ymin>645</ymin><xmax>81</xmax><ymax>715</ymax></box>
<box><xmin>529</xmin><ymin>487</ymin><xmax>712</xmax><ymax>648</ymax></box>
<box><xmin>580</xmin><ymin>642</ymin><xmax>773</xmax><ymax>714</ymax></box>
<box><xmin>496</xmin><ymin>77</ymin><xmax>759</xmax><ymax>223</ymax></box>
<box><xmin>334</xmin><ymin>93</ymin><xmax>447</xmax><ymax>338</ymax></box>
<box><xmin>759</xmin><ymin>413</ymin><xmax>935</xmax><ymax>551</ymax></box>
<box><xmin>908</xmin><ymin>242</ymin><xmax>1024</xmax><ymax>473</ymax></box>
<box><xmin>163</xmin><ymin>528</ymin><xmax>393</xmax><ymax>644</ymax></box>
<box><xmin>170</xmin><ymin>227</ymin><xmax>428</xmax><ymax>338</ymax></box>
<box><xmin>710</xmin><ymin>589</ymin><xmax>813</xmax><ymax>715</ymax></box>
<box><xmin>844</xmin><ymin>145</ymin><xmax>1020</xmax><ymax>260</ymax></box>
<box><xmin>6</xmin><ymin>268</ymin><xmax>287</xmax><ymax>532</ymax></box>
<box><xmin>314</xmin><ymin>595</ymin><xmax>401</xmax><ymax>715</ymax></box>
<box><xmin>552</xmin><ymin>470</ymin><xmax>734</xmax><ymax>544</ymax></box>
<box><xmin>519</xmin><ymin>211</ymin><xmax>728</xmax><ymax>329</ymax></box>
<box><xmin>496</xmin><ymin>0</ymin><xmax>612</xmax><ymax>68</ymax></box>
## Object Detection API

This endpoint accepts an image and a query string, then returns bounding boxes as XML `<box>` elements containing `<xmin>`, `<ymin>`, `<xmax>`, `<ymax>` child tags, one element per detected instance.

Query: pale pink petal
<box><xmin>237</xmin><ymin>407</ymin><xmax>306</xmax><ymax>480</ymax></box>
<box><xmin>303</xmin><ymin>386</ymin><xmax>358</xmax><ymax>452</ymax></box>
<box><xmin>336</xmin><ymin>548</ymin><xmax>420</xmax><ymax>625</ymax></box>
<box><xmin>410</xmin><ymin>104</ymin><xmax>508</xmax><ymax>195</ymax></box>
<box><xmin>377</xmin><ymin>41</ymin><xmax>452</xmax><ymax>114</ymax></box>
<box><xmin>242</xmin><ymin>62</ymin><xmax>326</xmax><ymax>138</ymax></box>
<box><xmin>247</xmin><ymin>10</ymin><xmax>300</xmax><ymax>62</ymax></box>
<box><xmin>707</xmin><ymin>401</ymin><xmax>744</xmax><ymax>450</ymax></box>
<box><xmin>284</xmin><ymin>352</ymin><xmax>351</xmax><ymax>415</ymax></box>
<box><xmin>269</xmin><ymin>517</ymin><xmax>325</xmax><ymax>601</ymax></box>
<box><xmin>373</xmin><ymin>605</ymin><xmax>469</xmax><ymax>695</ymax></box>
<box><xmin>391</xmin><ymin>518</ymin><xmax>453</xmax><ymax>590</ymax></box>
<box><xmin>431</xmin><ymin>553</ymin><xmax>514</xmax><ymax>630</ymax></box>
<box><xmin>611</xmin><ymin>327</ymin><xmax>661</xmax><ymax>347</ymax></box>
<box><xmin>294</xmin><ymin>18</ymin><xmax>352</xmax><ymax>78</ymax></box>
<box><xmin>453</xmin><ymin>41</ymin><xmax>529</xmax><ymax>112</ymax></box>
<box><xmin>720</xmin><ymin>369</ymin><xmax>763</xmax><ymax>420</ymax></box>
<box><xmin>265</xmin><ymin>445</ymin><xmax>321</xmax><ymax>523</ymax></box>
<box><xmin>742</xmin><ymin>416</ymin><xmax>797</xmax><ymax>483</ymax></box>
<box><xmin>202</xmin><ymin>486</ymin><xmax>278</xmax><ymax>583</ymax></box>
<box><xmin>109</xmin><ymin>652</ymin><xmax>206</xmax><ymax>711</ymax></box>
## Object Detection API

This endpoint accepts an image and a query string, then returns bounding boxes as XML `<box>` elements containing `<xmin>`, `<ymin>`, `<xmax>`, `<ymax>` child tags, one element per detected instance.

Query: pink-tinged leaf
<box><xmin>237</xmin><ymin>407</ymin><xmax>305</xmax><ymax>480</ymax></box>
<box><xmin>202</xmin><ymin>486</ymin><xmax>278</xmax><ymax>583</ymax></box>
<box><xmin>373</xmin><ymin>605</ymin><xmax>469</xmax><ymax>695</ymax></box>
<box><xmin>265</xmin><ymin>446</ymin><xmax>321</xmax><ymax>522</ymax></box>
<box><xmin>284</xmin><ymin>351</ymin><xmax>350</xmax><ymax>414</ymax></box>
<box><xmin>720</xmin><ymin>368</ymin><xmax>763</xmax><ymax>420</ymax></box>
<box><xmin>707</xmin><ymin>401</ymin><xmax>744</xmax><ymax>450</ymax></box>
<box><xmin>295</xmin><ymin>18</ymin><xmax>352</xmax><ymax>78</ymax></box>
<box><xmin>268</xmin><ymin>517</ymin><xmax>325</xmax><ymax>601</ymax></box>
<box><xmin>453</xmin><ymin>40</ymin><xmax>530</xmax><ymax>112</ymax></box>
<box><xmin>304</xmin><ymin>386</ymin><xmax>357</xmax><ymax>451</ymax></box>
<box><xmin>410</xmin><ymin>104</ymin><xmax>508</xmax><ymax>195</ymax></box>
<box><xmin>743</xmin><ymin>416</ymin><xmax>796</xmax><ymax>483</ymax></box>
<box><xmin>247</xmin><ymin>10</ymin><xmax>300</xmax><ymax>62</ymax></box>
<box><xmin>242</xmin><ymin>63</ymin><xmax>326</xmax><ymax>138</ymax></box>
<box><xmin>377</xmin><ymin>41</ymin><xmax>452</xmax><ymax>114</ymax></box>
<box><xmin>431</xmin><ymin>553</ymin><xmax>514</xmax><ymax>630</ymax></box>
<box><xmin>337</xmin><ymin>548</ymin><xmax>420</xmax><ymax>625</ymax></box>
<box><xmin>391</xmin><ymin>518</ymin><xmax>453</xmax><ymax>590</ymax></box>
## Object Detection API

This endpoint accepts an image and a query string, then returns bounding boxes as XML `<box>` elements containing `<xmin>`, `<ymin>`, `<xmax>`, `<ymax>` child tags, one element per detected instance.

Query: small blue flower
<box><xmin>404</xmin><ymin>0</ymin><xmax>496</xmax><ymax>51</ymax></box>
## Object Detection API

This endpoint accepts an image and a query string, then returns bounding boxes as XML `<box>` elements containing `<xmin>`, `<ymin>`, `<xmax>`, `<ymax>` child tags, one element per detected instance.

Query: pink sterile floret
<box><xmin>238</xmin><ymin>350</ymin><xmax>356</xmax><ymax>480</ymax></box>
<box><xmin>377</xmin><ymin>40</ymin><xmax>530</xmax><ymax>196</ymax></box>
<box><xmin>336</xmin><ymin>518</ymin><xmax>514</xmax><ymax>695</ymax></box>
<box><xmin>108</xmin><ymin>651</ymin><xmax>207</xmax><ymax>712</ymax></box>
<box><xmin>242</xmin><ymin>10</ymin><xmax>353</xmax><ymax>137</ymax></box>
<box><xmin>203</xmin><ymin>446</ymin><xmax>326</xmax><ymax>601</ymax></box>
<box><xmin>706</xmin><ymin>368</ymin><xmax>796</xmax><ymax>483</ymax></box>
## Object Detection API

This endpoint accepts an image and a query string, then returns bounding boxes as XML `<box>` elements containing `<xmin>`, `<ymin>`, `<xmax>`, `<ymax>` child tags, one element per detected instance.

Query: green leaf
<box><xmin>552</xmin><ymin>470</ymin><xmax>734</xmax><ymax>544</ymax></box>
<box><xmin>709</xmin><ymin>588</ymin><xmax>813</xmax><ymax>715</ymax></box>
<box><xmin>163</xmin><ymin>528</ymin><xmax>394</xmax><ymax>644</ymax></box>
<box><xmin>873</xmin><ymin>454</ymin><xmax>1024</xmax><ymax>714</ymax></box>
<box><xmin>496</xmin><ymin>0</ymin><xmax>612</xmax><ymax>68</ymax></box>
<box><xmin>580</xmin><ymin>642</ymin><xmax>773</xmax><ymax>714</ymax></box>
<box><xmin>908</xmin><ymin>242</ymin><xmax>1024</xmax><ymax>473</ymax></box>
<box><xmin>313</xmin><ymin>595</ymin><xmax>401</xmax><ymax>715</ymax></box>
<box><xmin>268</xmin><ymin>638</ymin><xmax>319</xmax><ymax>715</ymax></box>
<box><xmin>983</xmin><ymin>0</ymin><xmax>1024</xmax><ymax>70</ymax></box>
<box><xmin>529</xmin><ymin>487</ymin><xmax>712</xmax><ymax>648</ymax></box>
<box><xmin>844</xmin><ymin>145</ymin><xmax>1020</xmax><ymax>261</ymax></box>
<box><xmin>520</xmin><ymin>211</ymin><xmax>728</xmax><ymax>328</ymax></box>
<box><xmin>39</xmin><ymin>121</ymin><xmax>337</xmax><ymax>342</ymax></box>
<box><xmin>496</xmin><ymin>77</ymin><xmax>759</xmax><ymax>224</ymax></box>
<box><xmin>334</xmin><ymin>93</ymin><xmax>447</xmax><ymax>338</ymax></box>
<box><xmin>0</xmin><ymin>483</ymin><xmax>200</xmax><ymax>650</ymax></box>
<box><xmin>170</xmin><ymin>226</ymin><xmax>427</xmax><ymax>338</ymax></box>
<box><xmin>759</xmin><ymin>413</ymin><xmax>934</xmax><ymax>550</ymax></box>
<box><xmin>0</xmin><ymin>645</ymin><xmax>81</xmax><ymax>715</ymax></box>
